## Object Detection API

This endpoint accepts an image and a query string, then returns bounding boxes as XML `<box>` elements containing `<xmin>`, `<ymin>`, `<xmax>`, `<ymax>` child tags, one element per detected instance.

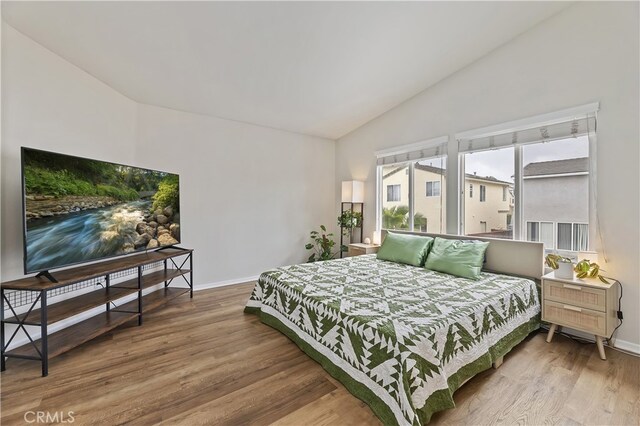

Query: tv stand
<box><xmin>35</xmin><ymin>270</ymin><xmax>58</xmax><ymax>283</ymax></box>
<box><xmin>156</xmin><ymin>245</ymin><xmax>188</xmax><ymax>252</ymax></box>
<box><xmin>1</xmin><ymin>247</ymin><xmax>193</xmax><ymax>377</ymax></box>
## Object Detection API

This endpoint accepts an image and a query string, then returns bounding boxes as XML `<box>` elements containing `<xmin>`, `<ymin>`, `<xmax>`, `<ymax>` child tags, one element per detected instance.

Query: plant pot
<box><xmin>554</xmin><ymin>262</ymin><xmax>574</xmax><ymax>279</ymax></box>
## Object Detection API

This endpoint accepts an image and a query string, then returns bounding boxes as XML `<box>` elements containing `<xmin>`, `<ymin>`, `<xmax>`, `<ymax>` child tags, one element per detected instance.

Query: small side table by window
<box><xmin>541</xmin><ymin>271</ymin><xmax>618</xmax><ymax>360</ymax></box>
<box><xmin>347</xmin><ymin>243</ymin><xmax>380</xmax><ymax>257</ymax></box>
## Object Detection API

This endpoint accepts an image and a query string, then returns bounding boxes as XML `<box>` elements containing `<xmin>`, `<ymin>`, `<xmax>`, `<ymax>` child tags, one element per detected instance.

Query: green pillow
<box><xmin>376</xmin><ymin>233</ymin><xmax>434</xmax><ymax>267</ymax></box>
<box><xmin>424</xmin><ymin>237</ymin><xmax>489</xmax><ymax>279</ymax></box>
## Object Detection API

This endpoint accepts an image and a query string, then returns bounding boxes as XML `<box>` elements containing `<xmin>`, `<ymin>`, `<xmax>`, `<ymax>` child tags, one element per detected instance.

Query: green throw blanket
<box><xmin>245</xmin><ymin>255</ymin><xmax>540</xmax><ymax>425</ymax></box>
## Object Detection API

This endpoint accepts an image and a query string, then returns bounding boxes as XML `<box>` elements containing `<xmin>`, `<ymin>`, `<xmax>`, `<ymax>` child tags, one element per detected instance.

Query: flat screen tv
<box><xmin>21</xmin><ymin>147</ymin><xmax>180</xmax><ymax>275</ymax></box>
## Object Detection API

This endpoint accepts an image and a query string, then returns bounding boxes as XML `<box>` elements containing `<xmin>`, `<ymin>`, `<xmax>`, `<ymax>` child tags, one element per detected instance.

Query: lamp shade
<box><xmin>341</xmin><ymin>181</ymin><xmax>364</xmax><ymax>203</ymax></box>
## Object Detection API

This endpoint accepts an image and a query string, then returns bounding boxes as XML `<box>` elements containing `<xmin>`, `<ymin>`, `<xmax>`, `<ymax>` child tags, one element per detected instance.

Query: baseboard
<box><xmin>541</xmin><ymin>324</ymin><xmax>640</xmax><ymax>356</ymax></box>
<box><xmin>195</xmin><ymin>275</ymin><xmax>260</xmax><ymax>291</ymax></box>
<box><xmin>611</xmin><ymin>338</ymin><xmax>640</xmax><ymax>355</ymax></box>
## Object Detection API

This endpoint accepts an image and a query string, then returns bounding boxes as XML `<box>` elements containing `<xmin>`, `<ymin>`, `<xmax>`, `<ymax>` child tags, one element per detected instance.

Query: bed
<box><xmin>245</xmin><ymin>232</ymin><xmax>543</xmax><ymax>425</ymax></box>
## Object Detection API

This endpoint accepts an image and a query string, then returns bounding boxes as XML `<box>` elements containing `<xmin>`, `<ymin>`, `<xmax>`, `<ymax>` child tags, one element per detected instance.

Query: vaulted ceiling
<box><xmin>2</xmin><ymin>1</ymin><xmax>571</xmax><ymax>139</ymax></box>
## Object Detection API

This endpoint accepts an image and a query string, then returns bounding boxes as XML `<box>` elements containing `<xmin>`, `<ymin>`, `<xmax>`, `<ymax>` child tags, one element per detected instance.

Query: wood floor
<box><xmin>2</xmin><ymin>282</ymin><xmax>639</xmax><ymax>425</ymax></box>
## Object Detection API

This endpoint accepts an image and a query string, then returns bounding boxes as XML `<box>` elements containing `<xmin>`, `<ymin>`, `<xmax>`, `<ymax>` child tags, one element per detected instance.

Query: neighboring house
<box><xmin>381</xmin><ymin>164</ymin><xmax>513</xmax><ymax>235</ymax></box>
<box><xmin>522</xmin><ymin>157</ymin><xmax>589</xmax><ymax>252</ymax></box>
<box><xmin>464</xmin><ymin>172</ymin><xmax>513</xmax><ymax>237</ymax></box>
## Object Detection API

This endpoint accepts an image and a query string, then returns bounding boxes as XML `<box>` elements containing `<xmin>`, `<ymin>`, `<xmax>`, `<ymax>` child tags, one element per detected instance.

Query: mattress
<box><xmin>245</xmin><ymin>254</ymin><xmax>540</xmax><ymax>425</ymax></box>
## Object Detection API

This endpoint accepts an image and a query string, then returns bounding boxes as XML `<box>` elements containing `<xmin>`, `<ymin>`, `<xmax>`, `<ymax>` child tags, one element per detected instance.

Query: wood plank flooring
<box><xmin>2</xmin><ymin>282</ymin><xmax>638</xmax><ymax>425</ymax></box>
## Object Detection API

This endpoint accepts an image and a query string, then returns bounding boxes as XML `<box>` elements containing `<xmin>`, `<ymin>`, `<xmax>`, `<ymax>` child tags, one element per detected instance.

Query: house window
<box><xmin>469</xmin><ymin>184</ymin><xmax>473</xmax><ymax>198</ymax></box>
<box><xmin>527</xmin><ymin>221</ymin><xmax>554</xmax><ymax>250</ymax></box>
<box><xmin>557</xmin><ymin>222</ymin><xmax>589</xmax><ymax>251</ymax></box>
<box><xmin>386</xmin><ymin>184</ymin><xmax>401</xmax><ymax>202</ymax></box>
<box><xmin>426</xmin><ymin>181</ymin><xmax>441</xmax><ymax>197</ymax></box>
<box><xmin>503</xmin><ymin>187</ymin><xmax>507</xmax><ymax>201</ymax></box>
<box><xmin>557</xmin><ymin>223</ymin><xmax>573</xmax><ymax>250</ymax></box>
<box><xmin>573</xmin><ymin>223</ymin><xmax>589</xmax><ymax>251</ymax></box>
<box><xmin>527</xmin><ymin>221</ymin><xmax>539</xmax><ymax>241</ymax></box>
<box><xmin>479</xmin><ymin>185</ymin><xmax>486</xmax><ymax>202</ymax></box>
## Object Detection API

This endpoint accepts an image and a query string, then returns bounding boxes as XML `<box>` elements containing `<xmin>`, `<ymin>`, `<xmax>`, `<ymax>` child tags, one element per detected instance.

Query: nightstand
<box><xmin>347</xmin><ymin>243</ymin><xmax>380</xmax><ymax>257</ymax></box>
<box><xmin>541</xmin><ymin>271</ymin><xmax>618</xmax><ymax>360</ymax></box>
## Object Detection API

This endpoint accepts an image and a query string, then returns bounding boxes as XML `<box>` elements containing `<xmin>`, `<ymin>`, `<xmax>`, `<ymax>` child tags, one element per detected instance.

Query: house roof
<box><xmin>523</xmin><ymin>157</ymin><xmax>588</xmax><ymax>177</ymax></box>
<box><xmin>383</xmin><ymin>163</ymin><xmax>511</xmax><ymax>185</ymax></box>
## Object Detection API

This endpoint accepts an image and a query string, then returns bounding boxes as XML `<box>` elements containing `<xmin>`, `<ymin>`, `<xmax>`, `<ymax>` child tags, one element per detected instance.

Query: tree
<box><xmin>382</xmin><ymin>206</ymin><xmax>428</xmax><ymax>231</ymax></box>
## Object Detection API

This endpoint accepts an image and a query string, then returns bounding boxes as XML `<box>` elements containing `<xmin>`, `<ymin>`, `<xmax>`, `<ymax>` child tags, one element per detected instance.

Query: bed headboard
<box><xmin>381</xmin><ymin>230</ymin><xmax>544</xmax><ymax>280</ymax></box>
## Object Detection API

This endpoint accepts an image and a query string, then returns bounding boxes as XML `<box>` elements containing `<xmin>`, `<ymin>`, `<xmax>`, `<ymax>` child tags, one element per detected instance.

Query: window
<box><xmin>426</xmin><ymin>181</ymin><xmax>441</xmax><ymax>197</ymax></box>
<box><xmin>414</xmin><ymin>157</ymin><xmax>446</xmax><ymax>232</ymax></box>
<box><xmin>379</xmin><ymin>154</ymin><xmax>447</xmax><ymax>233</ymax></box>
<box><xmin>469</xmin><ymin>184</ymin><xmax>473</xmax><ymax>198</ymax></box>
<box><xmin>557</xmin><ymin>222</ymin><xmax>589</xmax><ymax>251</ymax></box>
<box><xmin>557</xmin><ymin>223</ymin><xmax>572</xmax><ymax>250</ymax></box>
<box><xmin>527</xmin><ymin>222</ymin><xmax>539</xmax><ymax>241</ymax></box>
<box><xmin>382</xmin><ymin>164</ymin><xmax>408</xmax><ymax>229</ymax></box>
<box><xmin>386</xmin><ymin>184</ymin><xmax>401</xmax><ymax>202</ymax></box>
<box><xmin>527</xmin><ymin>221</ymin><xmax>554</xmax><ymax>250</ymax></box>
<box><xmin>463</xmin><ymin>147</ymin><xmax>514</xmax><ymax>239</ymax></box>
<box><xmin>462</xmin><ymin>132</ymin><xmax>591</xmax><ymax>247</ymax></box>
<box><xmin>573</xmin><ymin>223</ymin><xmax>589</xmax><ymax>251</ymax></box>
<box><xmin>523</xmin><ymin>136</ymin><xmax>590</xmax><ymax>251</ymax></box>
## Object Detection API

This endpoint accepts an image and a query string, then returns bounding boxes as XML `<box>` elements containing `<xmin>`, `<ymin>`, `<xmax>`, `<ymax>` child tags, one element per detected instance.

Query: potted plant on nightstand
<box><xmin>545</xmin><ymin>254</ymin><xmax>574</xmax><ymax>279</ymax></box>
<box><xmin>574</xmin><ymin>258</ymin><xmax>609</xmax><ymax>283</ymax></box>
<box><xmin>337</xmin><ymin>211</ymin><xmax>362</xmax><ymax>251</ymax></box>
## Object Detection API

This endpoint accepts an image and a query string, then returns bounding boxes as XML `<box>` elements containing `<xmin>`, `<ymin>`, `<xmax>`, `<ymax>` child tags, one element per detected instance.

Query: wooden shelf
<box><xmin>112</xmin><ymin>269</ymin><xmax>190</xmax><ymax>291</ymax></box>
<box><xmin>6</xmin><ymin>311</ymin><xmax>139</xmax><ymax>360</ymax></box>
<box><xmin>4</xmin><ymin>286</ymin><xmax>138</xmax><ymax>326</ymax></box>
<box><xmin>1</xmin><ymin>248</ymin><xmax>193</xmax><ymax>376</ymax></box>
<box><xmin>114</xmin><ymin>287</ymin><xmax>190</xmax><ymax>314</ymax></box>
<box><xmin>1</xmin><ymin>248</ymin><xmax>193</xmax><ymax>291</ymax></box>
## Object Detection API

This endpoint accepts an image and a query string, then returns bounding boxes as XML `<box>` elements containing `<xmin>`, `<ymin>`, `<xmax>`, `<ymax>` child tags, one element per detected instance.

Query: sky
<box><xmin>464</xmin><ymin>136</ymin><xmax>589</xmax><ymax>182</ymax></box>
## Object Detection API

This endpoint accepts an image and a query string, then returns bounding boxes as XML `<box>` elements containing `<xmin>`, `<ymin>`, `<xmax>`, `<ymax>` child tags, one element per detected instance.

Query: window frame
<box><xmin>377</xmin><ymin>156</ymin><xmax>447</xmax><ymax>232</ymax></box>
<box><xmin>426</xmin><ymin>180</ymin><xmax>441</xmax><ymax>197</ymax></box>
<box><xmin>479</xmin><ymin>184</ymin><xmax>486</xmax><ymax>202</ymax></box>
<box><xmin>386</xmin><ymin>184</ymin><xmax>401</xmax><ymax>202</ymax></box>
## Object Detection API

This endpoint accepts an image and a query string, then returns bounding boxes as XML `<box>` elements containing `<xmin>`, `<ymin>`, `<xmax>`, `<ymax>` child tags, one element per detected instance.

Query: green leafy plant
<box><xmin>382</xmin><ymin>206</ymin><xmax>428</xmax><ymax>231</ymax></box>
<box><xmin>337</xmin><ymin>211</ymin><xmax>362</xmax><ymax>235</ymax></box>
<box><xmin>152</xmin><ymin>175</ymin><xmax>180</xmax><ymax>211</ymax></box>
<box><xmin>305</xmin><ymin>225</ymin><xmax>338</xmax><ymax>262</ymax></box>
<box><xmin>544</xmin><ymin>253</ymin><xmax>573</xmax><ymax>270</ymax></box>
<box><xmin>574</xmin><ymin>259</ymin><xmax>609</xmax><ymax>283</ymax></box>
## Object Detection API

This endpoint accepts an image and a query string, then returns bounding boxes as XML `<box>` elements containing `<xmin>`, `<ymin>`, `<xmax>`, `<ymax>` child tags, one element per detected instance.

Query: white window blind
<box><xmin>457</xmin><ymin>106</ymin><xmax>598</xmax><ymax>153</ymax></box>
<box><xmin>376</xmin><ymin>136</ymin><xmax>448</xmax><ymax>165</ymax></box>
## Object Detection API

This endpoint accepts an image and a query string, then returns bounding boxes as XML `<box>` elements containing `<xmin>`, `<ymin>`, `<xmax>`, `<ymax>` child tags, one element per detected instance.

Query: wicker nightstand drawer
<box><xmin>543</xmin><ymin>280</ymin><xmax>606</xmax><ymax>312</ymax></box>
<box><xmin>543</xmin><ymin>300</ymin><xmax>607</xmax><ymax>336</ymax></box>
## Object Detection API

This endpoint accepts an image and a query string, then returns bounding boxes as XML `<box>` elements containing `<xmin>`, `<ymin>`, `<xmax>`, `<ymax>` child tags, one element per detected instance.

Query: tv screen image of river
<box><xmin>22</xmin><ymin>148</ymin><xmax>180</xmax><ymax>273</ymax></box>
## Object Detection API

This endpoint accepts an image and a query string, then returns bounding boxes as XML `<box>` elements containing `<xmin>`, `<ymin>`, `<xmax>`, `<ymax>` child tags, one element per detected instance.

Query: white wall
<box><xmin>1</xmin><ymin>24</ymin><xmax>138</xmax><ymax>281</ymax></box>
<box><xmin>336</xmin><ymin>2</ymin><xmax>640</xmax><ymax>349</ymax></box>
<box><xmin>1</xmin><ymin>22</ymin><xmax>336</xmax><ymax>288</ymax></box>
<box><xmin>135</xmin><ymin>104</ymin><xmax>335</xmax><ymax>285</ymax></box>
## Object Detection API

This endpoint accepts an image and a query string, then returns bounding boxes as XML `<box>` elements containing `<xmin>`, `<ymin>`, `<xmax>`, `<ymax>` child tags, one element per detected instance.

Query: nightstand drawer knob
<box><xmin>563</xmin><ymin>284</ymin><xmax>582</xmax><ymax>291</ymax></box>
<box><xmin>563</xmin><ymin>305</ymin><xmax>583</xmax><ymax>312</ymax></box>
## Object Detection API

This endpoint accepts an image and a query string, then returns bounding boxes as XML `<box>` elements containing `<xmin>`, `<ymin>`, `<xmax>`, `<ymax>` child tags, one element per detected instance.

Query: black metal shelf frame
<box><xmin>339</xmin><ymin>202</ymin><xmax>364</xmax><ymax>258</ymax></box>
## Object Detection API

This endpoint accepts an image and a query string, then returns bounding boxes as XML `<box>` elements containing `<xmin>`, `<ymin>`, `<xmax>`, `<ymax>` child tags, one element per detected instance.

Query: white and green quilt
<box><xmin>245</xmin><ymin>255</ymin><xmax>540</xmax><ymax>425</ymax></box>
